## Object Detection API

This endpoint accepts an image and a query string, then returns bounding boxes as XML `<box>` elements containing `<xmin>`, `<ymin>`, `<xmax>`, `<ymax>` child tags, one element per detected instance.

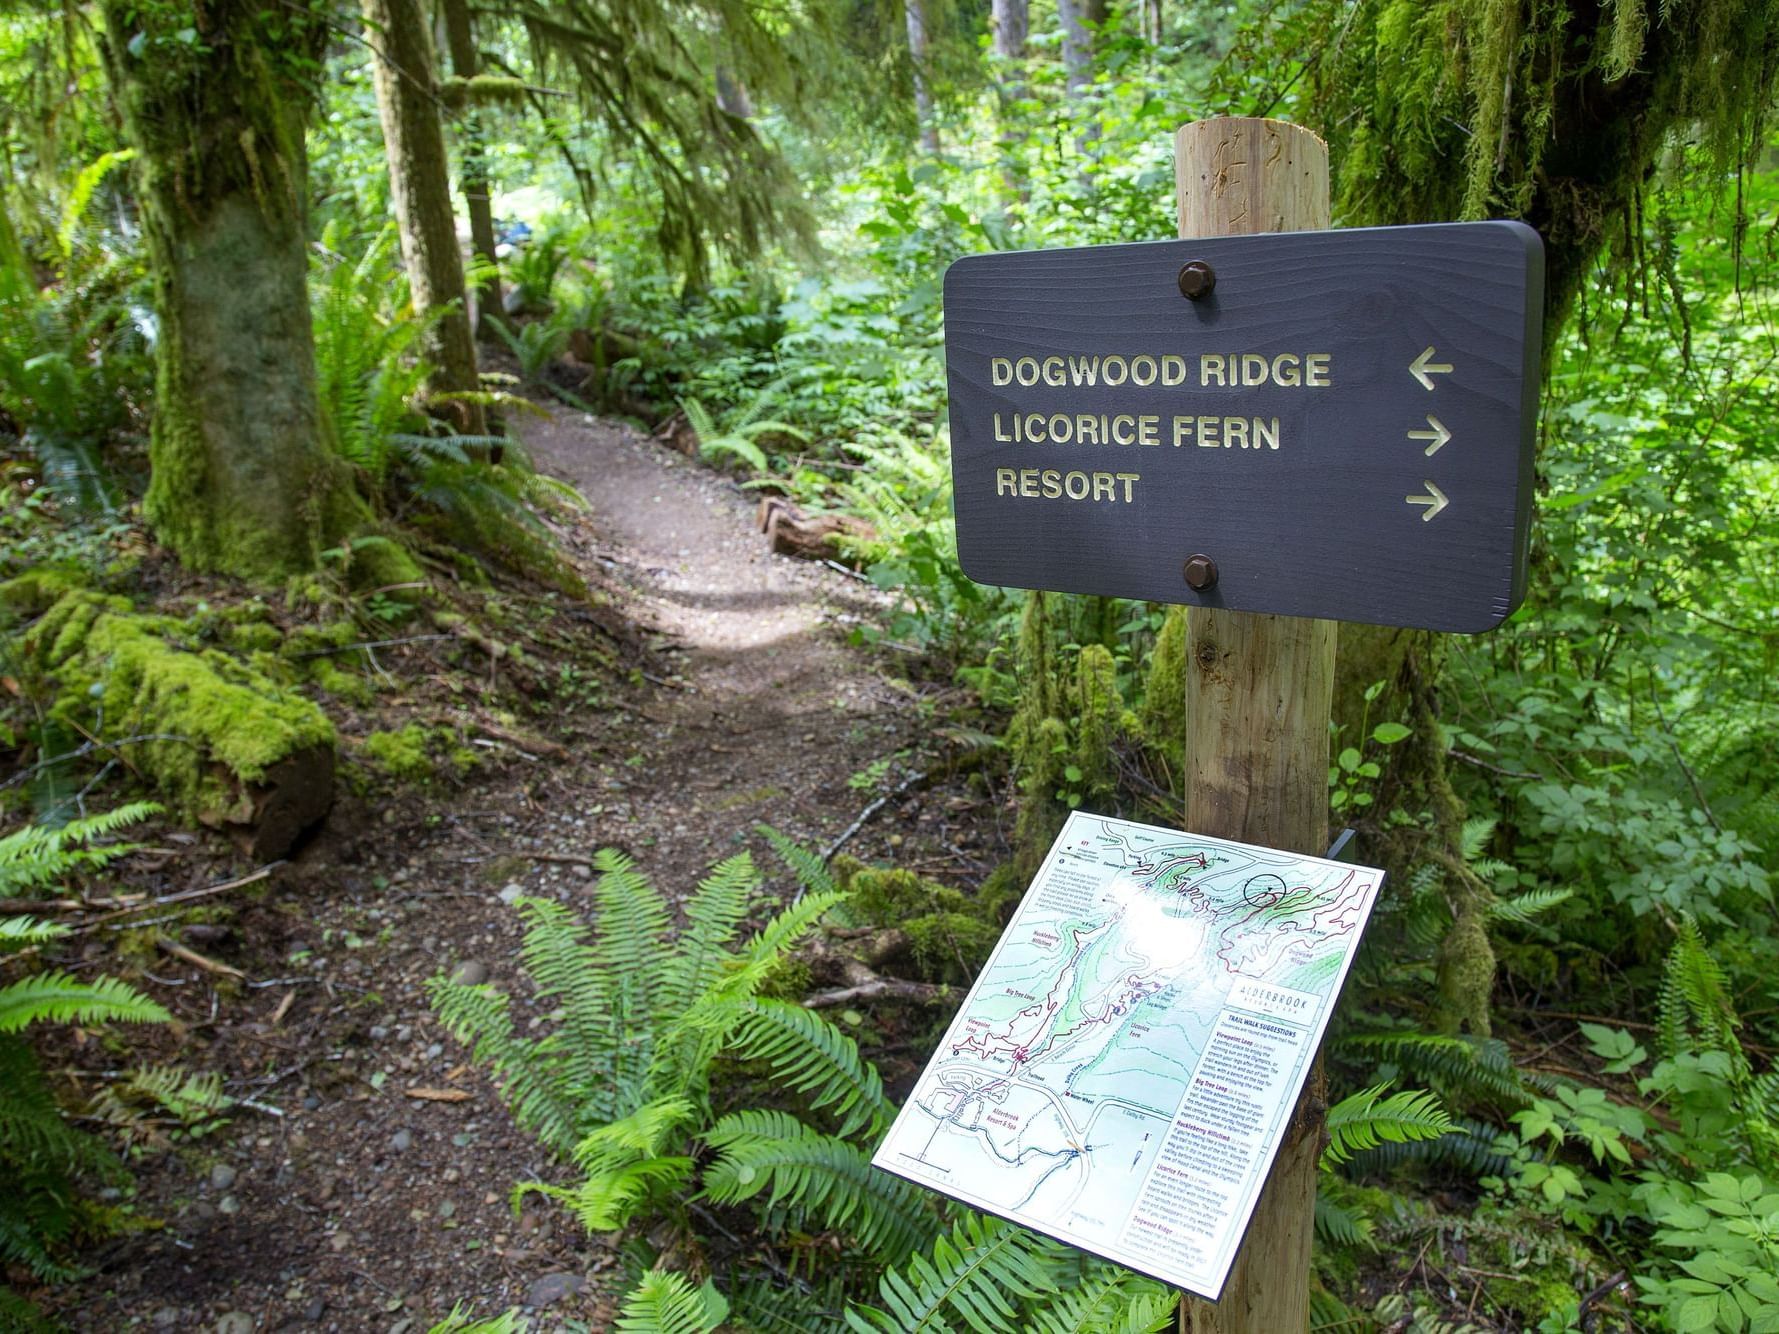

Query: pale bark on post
<box><xmin>439</xmin><ymin>0</ymin><xmax>504</xmax><ymax>338</ymax></box>
<box><xmin>363</xmin><ymin>0</ymin><xmax>485</xmax><ymax>436</ymax></box>
<box><xmin>1174</xmin><ymin>117</ymin><xmax>1336</xmax><ymax>1334</ymax></box>
<box><xmin>904</xmin><ymin>0</ymin><xmax>940</xmax><ymax>154</ymax></box>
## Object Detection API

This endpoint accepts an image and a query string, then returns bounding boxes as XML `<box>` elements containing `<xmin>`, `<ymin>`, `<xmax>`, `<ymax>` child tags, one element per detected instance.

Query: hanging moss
<box><xmin>7</xmin><ymin>585</ymin><xmax>334</xmax><ymax>856</ymax></box>
<box><xmin>1075</xmin><ymin>643</ymin><xmax>1125</xmax><ymax>804</ymax></box>
<box><xmin>1138</xmin><ymin>607</ymin><xmax>1187</xmax><ymax>780</ymax></box>
<box><xmin>1298</xmin><ymin>0</ymin><xmax>1779</xmax><ymax>334</ymax></box>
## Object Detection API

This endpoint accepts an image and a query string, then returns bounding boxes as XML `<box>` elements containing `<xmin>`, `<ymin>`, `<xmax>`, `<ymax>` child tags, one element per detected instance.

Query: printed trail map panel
<box><xmin>871</xmin><ymin>811</ymin><xmax>1384</xmax><ymax>1302</ymax></box>
<box><xmin>944</xmin><ymin>220</ymin><xmax>1544</xmax><ymax>633</ymax></box>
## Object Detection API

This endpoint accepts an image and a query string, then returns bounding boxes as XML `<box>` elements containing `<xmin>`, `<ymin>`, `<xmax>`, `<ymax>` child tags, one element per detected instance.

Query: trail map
<box><xmin>872</xmin><ymin>812</ymin><xmax>1383</xmax><ymax>1300</ymax></box>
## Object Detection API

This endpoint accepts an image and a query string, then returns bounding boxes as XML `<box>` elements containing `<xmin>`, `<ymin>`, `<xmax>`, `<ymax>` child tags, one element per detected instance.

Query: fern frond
<box><xmin>1339</xmin><ymin>1116</ymin><xmax>1513</xmax><ymax>1180</ymax></box>
<box><xmin>614</xmin><ymin>1270</ymin><xmax>730</xmax><ymax>1334</ymax></box>
<box><xmin>1337</xmin><ymin>1030</ymin><xmax>1531</xmax><ymax>1109</ymax></box>
<box><xmin>1488</xmin><ymin>888</ymin><xmax>1573</xmax><ymax>926</ymax></box>
<box><xmin>1314</xmin><ymin>1174</ymin><xmax>1377</xmax><ymax>1248</ymax></box>
<box><xmin>1322</xmin><ymin>1084</ymin><xmax>1452</xmax><ymax>1167</ymax></box>
<box><xmin>701</xmin><ymin>1109</ymin><xmax>931</xmax><ymax>1265</ymax></box>
<box><xmin>513</xmin><ymin>895</ymin><xmax>630</xmax><ymax>1115</ymax></box>
<box><xmin>0</xmin><ymin>802</ymin><xmax>160</xmax><ymax>896</ymax></box>
<box><xmin>845</xmin><ymin>1212</ymin><xmax>1068</xmax><ymax>1332</ymax></box>
<box><xmin>515</xmin><ymin>1096</ymin><xmax>699</xmax><ymax>1232</ymax></box>
<box><xmin>0</xmin><ymin>917</ymin><xmax>66</xmax><ymax>949</ymax></box>
<box><xmin>1022</xmin><ymin>1265</ymin><xmax>1173</xmax><ymax>1333</ymax></box>
<box><xmin>656</xmin><ymin>853</ymin><xmax>757</xmax><ymax>1021</ymax></box>
<box><xmin>727</xmin><ymin>1276</ymin><xmax>852</xmax><ymax>1333</ymax></box>
<box><xmin>427</xmin><ymin>976</ymin><xmax>580</xmax><ymax>1155</ymax></box>
<box><xmin>725</xmin><ymin>997</ymin><xmax>894</xmax><ymax>1138</ymax></box>
<box><xmin>1458</xmin><ymin>818</ymin><xmax>1496</xmax><ymax>865</ymax></box>
<box><xmin>757</xmin><ymin>823</ymin><xmax>837</xmax><ymax>899</ymax></box>
<box><xmin>728</xmin><ymin>889</ymin><xmax>848</xmax><ymax>995</ymax></box>
<box><xmin>518</xmin><ymin>1156</ymin><xmax>694</xmax><ymax>1234</ymax></box>
<box><xmin>0</xmin><ymin>973</ymin><xmax>170</xmax><ymax>1032</ymax></box>
<box><xmin>87</xmin><ymin>1065</ymin><xmax>232</xmax><ymax>1138</ymax></box>
<box><xmin>1308</xmin><ymin>1287</ymin><xmax>1375</xmax><ymax>1332</ymax></box>
<box><xmin>1658</xmin><ymin>913</ymin><xmax>1745</xmax><ymax>1073</ymax></box>
<box><xmin>0</xmin><ymin>1037</ymin><xmax>111</xmax><ymax>1173</ymax></box>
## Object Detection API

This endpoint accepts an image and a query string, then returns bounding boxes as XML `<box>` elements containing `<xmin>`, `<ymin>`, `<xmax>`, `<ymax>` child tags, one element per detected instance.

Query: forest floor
<box><xmin>40</xmin><ymin>408</ymin><xmax>1001</xmax><ymax>1333</ymax></box>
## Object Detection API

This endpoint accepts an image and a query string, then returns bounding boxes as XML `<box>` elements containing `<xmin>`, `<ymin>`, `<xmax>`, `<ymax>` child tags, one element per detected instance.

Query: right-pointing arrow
<box><xmin>1408</xmin><ymin>415</ymin><xmax>1452</xmax><ymax>456</ymax></box>
<box><xmin>1410</xmin><ymin>346</ymin><xmax>1454</xmax><ymax>391</ymax></box>
<box><xmin>1406</xmin><ymin>480</ymin><xmax>1449</xmax><ymax>521</ymax></box>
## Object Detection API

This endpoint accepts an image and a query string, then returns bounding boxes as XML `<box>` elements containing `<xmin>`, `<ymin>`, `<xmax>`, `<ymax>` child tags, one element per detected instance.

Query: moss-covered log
<box><xmin>8</xmin><ymin>583</ymin><xmax>335</xmax><ymax>860</ymax></box>
<box><xmin>97</xmin><ymin>1</ymin><xmax>359</xmax><ymax>578</ymax></box>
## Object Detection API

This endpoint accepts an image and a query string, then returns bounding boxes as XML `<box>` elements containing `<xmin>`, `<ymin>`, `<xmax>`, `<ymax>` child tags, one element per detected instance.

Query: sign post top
<box><xmin>944</xmin><ymin>219</ymin><xmax>1544</xmax><ymax>633</ymax></box>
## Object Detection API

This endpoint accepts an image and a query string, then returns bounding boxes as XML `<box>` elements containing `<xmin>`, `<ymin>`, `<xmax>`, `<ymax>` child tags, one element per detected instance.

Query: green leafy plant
<box><xmin>680</xmin><ymin>395</ymin><xmax>809</xmax><ymax>474</ymax></box>
<box><xmin>491</xmin><ymin>314</ymin><xmax>572</xmax><ymax>381</ymax></box>
<box><xmin>0</xmin><ymin>807</ymin><xmax>170</xmax><ymax>1300</ymax></box>
<box><xmin>430</xmin><ymin>840</ymin><xmax>929</xmax><ymax>1308</ymax></box>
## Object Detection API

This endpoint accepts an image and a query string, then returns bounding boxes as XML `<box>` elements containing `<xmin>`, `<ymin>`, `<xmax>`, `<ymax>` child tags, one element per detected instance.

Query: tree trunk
<box><xmin>1175</xmin><ymin>117</ymin><xmax>1336</xmax><ymax>1334</ymax></box>
<box><xmin>438</xmin><ymin>0</ymin><xmax>503</xmax><ymax>339</ymax></box>
<box><xmin>993</xmin><ymin>0</ymin><xmax>1029</xmax><ymax>64</ymax></box>
<box><xmin>1058</xmin><ymin>0</ymin><xmax>1095</xmax><ymax>92</ymax></box>
<box><xmin>992</xmin><ymin>0</ymin><xmax>1029</xmax><ymax>195</ymax></box>
<box><xmin>1143</xmin><ymin>0</ymin><xmax>1162</xmax><ymax>43</ymax></box>
<box><xmin>97</xmin><ymin>0</ymin><xmax>358</xmax><ymax>578</ymax></box>
<box><xmin>363</xmin><ymin>0</ymin><xmax>485</xmax><ymax>436</ymax></box>
<box><xmin>904</xmin><ymin>0</ymin><xmax>940</xmax><ymax>153</ymax></box>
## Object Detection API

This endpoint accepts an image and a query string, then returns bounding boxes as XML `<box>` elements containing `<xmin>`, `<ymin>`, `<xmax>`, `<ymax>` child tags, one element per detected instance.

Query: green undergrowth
<box><xmin>356</xmin><ymin>723</ymin><xmax>482</xmax><ymax>787</ymax></box>
<box><xmin>832</xmin><ymin>856</ymin><xmax>1021</xmax><ymax>985</ymax></box>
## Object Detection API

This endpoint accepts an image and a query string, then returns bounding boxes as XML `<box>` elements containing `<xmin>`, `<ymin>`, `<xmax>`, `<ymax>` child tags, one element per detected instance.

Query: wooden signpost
<box><xmin>934</xmin><ymin>117</ymin><xmax>1544</xmax><ymax>1332</ymax></box>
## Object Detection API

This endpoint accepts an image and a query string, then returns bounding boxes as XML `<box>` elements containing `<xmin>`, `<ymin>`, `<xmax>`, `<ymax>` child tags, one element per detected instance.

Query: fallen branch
<box><xmin>75</xmin><ymin>863</ymin><xmax>282</xmax><ymax>933</ymax></box>
<box><xmin>822</xmin><ymin>769</ymin><xmax>930</xmax><ymax>863</ymax></box>
<box><xmin>806</xmin><ymin>977</ymin><xmax>947</xmax><ymax>1008</ymax></box>
<box><xmin>155</xmin><ymin>935</ymin><xmax>245</xmax><ymax>979</ymax></box>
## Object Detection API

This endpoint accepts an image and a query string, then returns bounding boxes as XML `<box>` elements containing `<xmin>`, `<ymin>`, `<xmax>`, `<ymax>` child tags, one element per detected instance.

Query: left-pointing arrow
<box><xmin>1409</xmin><ymin>346</ymin><xmax>1454</xmax><ymax>391</ymax></box>
<box><xmin>1406</xmin><ymin>480</ymin><xmax>1449</xmax><ymax>521</ymax></box>
<box><xmin>1408</xmin><ymin>415</ymin><xmax>1452</xmax><ymax>456</ymax></box>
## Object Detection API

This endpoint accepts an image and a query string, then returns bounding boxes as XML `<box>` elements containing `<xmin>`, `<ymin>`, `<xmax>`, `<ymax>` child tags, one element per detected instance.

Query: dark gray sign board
<box><xmin>944</xmin><ymin>220</ymin><xmax>1544</xmax><ymax>632</ymax></box>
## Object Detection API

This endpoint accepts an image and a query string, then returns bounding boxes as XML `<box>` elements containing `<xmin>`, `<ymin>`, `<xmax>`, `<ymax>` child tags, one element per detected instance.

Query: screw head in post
<box><xmin>1183</xmin><ymin>553</ymin><xmax>1218</xmax><ymax>591</ymax></box>
<box><xmin>1177</xmin><ymin>260</ymin><xmax>1216</xmax><ymax>300</ymax></box>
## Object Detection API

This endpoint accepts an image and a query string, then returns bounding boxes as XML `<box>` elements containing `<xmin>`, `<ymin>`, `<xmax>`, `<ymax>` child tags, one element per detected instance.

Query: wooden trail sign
<box><xmin>945</xmin><ymin>221</ymin><xmax>1544</xmax><ymax>632</ymax></box>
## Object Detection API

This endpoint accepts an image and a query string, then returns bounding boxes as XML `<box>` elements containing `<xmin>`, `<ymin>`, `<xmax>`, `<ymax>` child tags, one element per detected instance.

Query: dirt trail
<box><xmin>522</xmin><ymin>410</ymin><xmax>912</xmax><ymax>887</ymax></box>
<box><xmin>50</xmin><ymin>410</ymin><xmax>944</xmax><ymax>1333</ymax></box>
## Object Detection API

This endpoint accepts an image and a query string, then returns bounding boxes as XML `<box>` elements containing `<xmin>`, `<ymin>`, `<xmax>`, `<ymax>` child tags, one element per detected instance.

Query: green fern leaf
<box><xmin>0</xmin><ymin>918</ymin><xmax>66</xmax><ymax>949</ymax></box>
<box><xmin>614</xmin><ymin>1270</ymin><xmax>730</xmax><ymax>1334</ymax></box>
<box><xmin>757</xmin><ymin>823</ymin><xmax>837</xmax><ymax>899</ymax></box>
<box><xmin>427</xmin><ymin>976</ymin><xmax>581</xmax><ymax>1155</ymax></box>
<box><xmin>701</xmin><ymin>1109</ymin><xmax>931</xmax><ymax>1264</ymax></box>
<box><xmin>0</xmin><ymin>973</ymin><xmax>170</xmax><ymax>1032</ymax></box>
<box><xmin>1022</xmin><ymin>1265</ymin><xmax>1174</xmax><ymax>1333</ymax></box>
<box><xmin>0</xmin><ymin>801</ymin><xmax>159</xmax><ymax>896</ymax></box>
<box><xmin>725</xmin><ymin>996</ymin><xmax>894</xmax><ymax>1138</ymax></box>
<box><xmin>656</xmin><ymin>853</ymin><xmax>758</xmax><ymax>1020</ymax></box>
<box><xmin>846</xmin><ymin>1213</ymin><xmax>1068</xmax><ymax>1333</ymax></box>
<box><xmin>1488</xmin><ymin>887</ymin><xmax>1574</xmax><ymax>925</ymax></box>
<box><xmin>1322</xmin><ymin>1084</ymin><xmax>1452</xmax><ymax>1167</ymax></box>
<box><xmin>513</xmin><ymin>895</ymin><xmax>631</xmax><ymax>1115</ymax></box>
<box><xmin>425</xmin><ymin>1304</ymin><xmax>525</xmax><ymax>1334</ymax></box>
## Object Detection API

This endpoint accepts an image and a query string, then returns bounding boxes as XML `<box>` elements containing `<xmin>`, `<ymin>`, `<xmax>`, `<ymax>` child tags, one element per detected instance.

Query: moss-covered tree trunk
<box><xmin>363</xmin><ymin>0</ymin><xmax>485</xmax><ymax>434</ymax></box>
<box><xmin>439</xmin><ymin>0</ymin><xmax>504</xmax><ymax>338</ymax></box>
<box><xmin>98</xmin><ymin>1</ymin><xmax>355</xmax><ymax>578</ymax></box>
